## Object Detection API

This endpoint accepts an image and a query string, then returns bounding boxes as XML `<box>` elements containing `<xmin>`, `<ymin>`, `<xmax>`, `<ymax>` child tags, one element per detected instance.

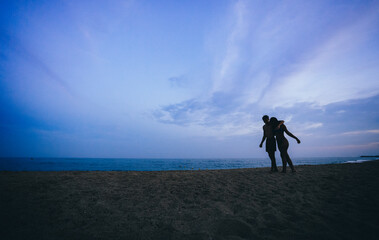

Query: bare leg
<box><xmin>280</xmin><ymin>151</ymin><xmax>287</xmax><ymax>173</ymax></box>
<box><xmin>268</xmin><ymin>152</ymin><xmax>278</xmax><ymax>172</ymax></box>
<box><xmin>286</xmin><ymin>153</ymin><xmax>296</xmax><ymax>172</ymax></box>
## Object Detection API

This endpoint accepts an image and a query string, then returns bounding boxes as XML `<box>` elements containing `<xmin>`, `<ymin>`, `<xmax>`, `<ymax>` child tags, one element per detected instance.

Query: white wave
<box><xmin>345</xmin><ymin>159</ymin><xmax>370</xmax><ymax>164</ymax></box>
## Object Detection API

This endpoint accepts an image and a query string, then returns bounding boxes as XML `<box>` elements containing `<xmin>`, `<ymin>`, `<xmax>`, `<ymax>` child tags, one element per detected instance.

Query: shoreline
<box><xmin>1</xmin><ymin>157</ymin><xmax>378</xmax><ymax>172</ymax></box>
<box><xmin>1</xmin><ymin>159</ymin><xmax>378</xmax><ymax>173</ymax></box>
<box><xmin>1</xmin><ymin>161</ymin><xmax>379</xmax><ymax>239</ymax></box>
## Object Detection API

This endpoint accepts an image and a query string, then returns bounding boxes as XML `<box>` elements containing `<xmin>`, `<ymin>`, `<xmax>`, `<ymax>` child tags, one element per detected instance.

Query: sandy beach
<box><xmin>1</xmin><ymin>161</ymin><xmax>378</xmax><ymax>240</ymax></box>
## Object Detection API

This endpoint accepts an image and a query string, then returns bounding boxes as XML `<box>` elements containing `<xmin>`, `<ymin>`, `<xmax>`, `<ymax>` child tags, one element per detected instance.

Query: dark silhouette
<box><xmin>259</xmin><ymin>115</ymin><xmax>283</xmax><ymax>172</ymax></box>
<box><xmin>270</xmin><ymin>117</ymin><xmax>301</xmax><ymax>173</ymax></box>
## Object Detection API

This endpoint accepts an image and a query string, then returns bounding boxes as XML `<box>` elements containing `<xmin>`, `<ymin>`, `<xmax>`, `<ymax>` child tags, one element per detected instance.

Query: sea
<box><xmin>0</xmin><ymin>156</ymin><xmax>377</xmax><ymax>171</ymax></box>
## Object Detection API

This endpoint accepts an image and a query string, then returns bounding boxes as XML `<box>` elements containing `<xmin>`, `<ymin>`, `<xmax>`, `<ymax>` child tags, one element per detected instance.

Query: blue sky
<box><xmin>1</xmin><ymin>0</ymin><xmax>378</xmax><ymax>158</ymax></box>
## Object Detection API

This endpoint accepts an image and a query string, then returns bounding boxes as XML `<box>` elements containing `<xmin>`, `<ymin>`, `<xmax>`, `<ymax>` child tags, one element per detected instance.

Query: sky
<box><xmin>1</xmin><ymin>0</ymin><xmax>379</xmax><ymax>158</ymax></box>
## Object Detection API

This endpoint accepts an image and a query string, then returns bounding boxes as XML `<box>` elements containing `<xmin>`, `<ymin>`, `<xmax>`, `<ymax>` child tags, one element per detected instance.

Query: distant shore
<box><xmin>1</xmin><ymin>160</ymin><xmax>379</xmax><ymax>240</ymax></box>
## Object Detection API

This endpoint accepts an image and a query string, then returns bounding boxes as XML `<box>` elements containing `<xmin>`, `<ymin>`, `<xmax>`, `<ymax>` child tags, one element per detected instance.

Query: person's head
<box><xmin>270</xmin><ymin>117</ymin><xmax>279</xmax><ymax>128</ymax></box>
<box><xmin>262</xmin><ymin>115</ymin><xmax>269</xmax><ymax>124</ymax></box>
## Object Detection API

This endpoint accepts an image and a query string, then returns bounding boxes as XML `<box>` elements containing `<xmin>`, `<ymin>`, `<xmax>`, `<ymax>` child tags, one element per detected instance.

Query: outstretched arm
<box><xmin>275</xmin><ymin>120</ymin><xmax>285</xmax><ymax>130</ymax></box>
<box><xmin>259</xmin><ymin>127</ymin><xmax>266</xmax><ymax>148</ymax></box>
<box><xmin>283</xmin><ymin>125</ymin><xmax>301</xmax><ymax>144</ymax></box>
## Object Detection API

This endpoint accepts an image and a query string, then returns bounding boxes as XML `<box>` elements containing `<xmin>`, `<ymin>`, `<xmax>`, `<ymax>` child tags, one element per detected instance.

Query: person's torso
<box><xmin>275</xmin><ymin>125</ymin><xmax>286</xmax><ymax>141</ymax></box>
<box><xmin>263</xmin><ymin>124</ymin><xmax>274</xmax><ymax>138</ymax></box>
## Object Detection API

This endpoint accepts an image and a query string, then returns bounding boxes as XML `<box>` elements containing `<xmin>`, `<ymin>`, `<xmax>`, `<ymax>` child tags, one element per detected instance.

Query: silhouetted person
<box><xmin>259</xmin><ymin>115</ymin><xmax>283</xmax><ymax>172</ymax></box>
<box><xmin>270</xmin><ymin>117</ymin><xmax>300</xmax><ymax>173</ymax></box>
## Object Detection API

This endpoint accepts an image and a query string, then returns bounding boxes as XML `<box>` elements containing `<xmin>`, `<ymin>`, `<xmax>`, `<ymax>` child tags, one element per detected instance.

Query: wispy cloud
<box><xmin>168</xmin><ymin>75</ymin><xmax>188</xmax><ymax>88</ymax></box>
<box><xmin>7</xmin><ymin>36</ymin><xmax>74</xmax><ymax>96</ymax></box>
<box><xmin>318</xmin><ymin>142</ymin><xmax>379</xmax><ymax>150</ymax></box>
<box><xmin>154</xmin><ymin>0</ymin><xmax>257</xmax><ymax>137</ymax></box>
<box><xmin>154</xmin><ymin>98</ymin><xmax>260</xmax><ymax>137</ymax></box>
<box><xmin>341</xmin><ymin>130</ymin><xmax>379</xmax><ymax>135</ymax></box>
<box><xmin>2</xmin><ymin>0</ymin><xmax>378</xmax><ymax>157</ymax></box>
<box><xmin>302</xmin><ymin>122</ymin><xmax>323</xmax><ymax>130</ymax></box>
<box><xmin>260</xmin><ymin>7</ymin><xmax>379</xmax><ymax>108</ymax></box>
<box><xmin>155</xmin><ymin>0</ymin><xmax>379</xmax><ymax>140</ymax></box>
<box><xmin>212</xmin><ymin>0</ymin><xmax>248</xmax><ymax>93</ymax></box>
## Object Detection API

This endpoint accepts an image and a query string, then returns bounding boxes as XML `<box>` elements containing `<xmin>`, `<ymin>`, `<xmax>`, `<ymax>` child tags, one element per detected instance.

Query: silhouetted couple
<box><xmin>259</xmin><ymin>115</ymin><xmax>301</xmax><ymax>173</ymax></box>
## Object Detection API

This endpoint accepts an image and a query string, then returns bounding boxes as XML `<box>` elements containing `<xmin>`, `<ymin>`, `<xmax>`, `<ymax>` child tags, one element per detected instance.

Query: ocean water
<box><xmin>0</xmin><ymin>157</ymin><xmax>377</xmax><ymax>171</ymax></box>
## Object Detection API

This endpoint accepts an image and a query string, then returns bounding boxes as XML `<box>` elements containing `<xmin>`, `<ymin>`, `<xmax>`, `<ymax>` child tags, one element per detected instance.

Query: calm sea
<box><xmin>0</xmin><ymin>157</ymin><xmax>377</xmax><ymax>171</ymax></box>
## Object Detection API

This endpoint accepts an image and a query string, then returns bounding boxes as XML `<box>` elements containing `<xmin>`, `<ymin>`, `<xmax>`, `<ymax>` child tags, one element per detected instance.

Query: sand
<box><xmin>1</xmin><ymin>160</ymin><xmax>379</xmax><ymax>240</ymax></box>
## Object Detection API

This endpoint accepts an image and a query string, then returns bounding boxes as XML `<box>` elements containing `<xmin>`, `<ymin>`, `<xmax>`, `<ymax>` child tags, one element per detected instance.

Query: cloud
<box><xmin>6</xmin><ymin>35</ymin><xmax>73</xmax><ymax>96</ymax></box>
<box><xmin>154</xmin><ymin>1</ymin><xmax>321</xmax><ymax>136</ymax></box>
<box><xmin>260</xmin><ymin>7</ymin><xmax>379</xmax><ymax>108</ymax></box>
<box><xmin>168</xmin><ymin>75</ymin><xmax>187</xmax><ymax>88</ymax></box>
<box><xmin>302</xmin><ymin>122</ymin><xmax>323</xmax><ymax>130</ymax></box>
<box><xmin>318</xmin><ymin>142</ymin><xmax>379</xmax><ymax>150</ymax></box>
<box><xmin>211</xmin><ymin>0</ymin><xmax>248</xmax><ymax>93</ymax></box>
<box><xmin>153</xmin><ymin>96</ymin><xmax>261</xmax><ymax>137</ymax></box>
<box><xmin>154</xmin><ymin>0</ymin><xmax>379</xmax><ymax>140</ymax></box>
<box><xmin>154</xmin><ymin>99</ymin><xmax>206</xmax><ymax>126</ymax></box>
<box><xmin>341</xmin><ymin>130</ymin><xmax>379</xmax><ymax>135</ymax></box>
<box><xmin>153</xmin><ymin>0</ymin><xmax>259</xmax><ymax>137</ymax></box>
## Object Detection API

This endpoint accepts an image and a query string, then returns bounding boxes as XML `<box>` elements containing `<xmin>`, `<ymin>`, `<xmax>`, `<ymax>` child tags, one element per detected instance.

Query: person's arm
<box><xmin>283</xmin><ymin>125</ymin><xmax>301</xmax><ymax>144</ymax></box>
<box><xmin>275</xmin><ymin>120</ymin><xmax>285</xmax><ymax>130</ymax></box>
<box><xmin>259</xmin><ymin>126</ymin><xmax>266</xmax><ymax>148</ymax></box>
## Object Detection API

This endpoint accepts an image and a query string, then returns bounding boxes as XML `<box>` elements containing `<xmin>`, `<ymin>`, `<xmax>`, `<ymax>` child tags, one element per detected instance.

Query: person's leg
<box><xmin>282</xmin><ymin>140</ymin><xmax>295</xmax><ymax>172</ymax></box>
<box><xmin>280</xmin><ymin>151</ymin><xmax>287</xmax><ymax>173</ymax></box>
<box><xmin>268</xmin><ymin>152</ymin><xmax>278</xmax><ymax>172</ymax></box>
<box><xmin>286</xmin><ymin>153</ymin><xmax>296</xmax><ymax>172</ymax></box>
